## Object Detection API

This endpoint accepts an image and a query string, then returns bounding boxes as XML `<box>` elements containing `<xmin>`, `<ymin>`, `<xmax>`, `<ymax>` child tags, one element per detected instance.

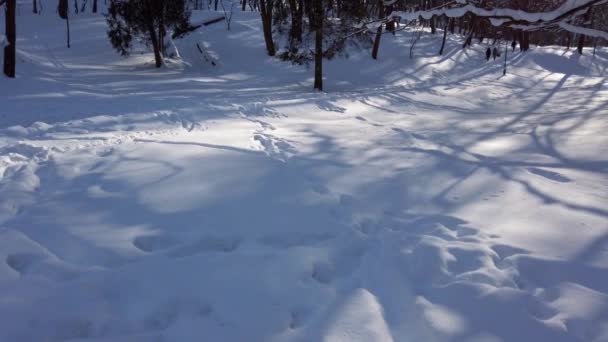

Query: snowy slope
<box><xmin>1</xmin><ymin>6</ymin><xmax>607</xmax><ymax>342</ymax></box>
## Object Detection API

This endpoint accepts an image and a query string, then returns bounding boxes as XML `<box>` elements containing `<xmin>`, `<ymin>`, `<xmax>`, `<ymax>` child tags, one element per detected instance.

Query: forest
<box><xmin>3</xmin><ymin>0</ymin><xmax>608</xmax><ymax>88</ymax></box>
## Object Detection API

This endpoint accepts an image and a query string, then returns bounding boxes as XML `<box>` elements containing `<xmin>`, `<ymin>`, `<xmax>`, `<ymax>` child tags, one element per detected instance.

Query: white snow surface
<box><xmin>1</xmin><ymin>8</ymin><xmax>607</xmax><ymax>342</ymax></box>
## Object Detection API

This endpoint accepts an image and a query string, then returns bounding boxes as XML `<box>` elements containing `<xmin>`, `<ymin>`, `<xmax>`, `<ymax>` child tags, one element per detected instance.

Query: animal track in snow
<box><xmin>258</xmin><ymin>232</ymin><xmax>335</xmax><ymax>249</ymax></box>
<box><xmin>252</xmin><ymin>133</ymin><xmax>295</xmax><ymax>162</ymax></box>
<box><xmin>237</xmin><ymin>102</ymin><xmax>283</xmax><ymax>118</ymax></box>
<box><xmin>288</xmin><ymin>310</ymin><xmax>304</xmax><ymax>329</ymax></box>
<box><xmin>133</xmin><ymin>235</ymin><xmax>179</xmax><ymax>253</ymax></box>
<box><xmin>168</xmin><ymin>236</ymin><xmax>240</xmax><ymax>258</ymax></box>
<box><xmin>143</xmin><ymin>299</ymin><xmax>212</xmax><ymax>331</ymax></box>
<box><xmin>311</xmin><ymin>262</ymin><xmax>334</xmax><ymax>284</ymax></box>
<box><xmin>6</xmin><ymin>252</ymin><xmax>47</xmax><ymax>275</ymax></box>
<box><xmin>154</xmin><ymin>111</ymin><xmax>202</xmax><ymax>132</ymax></box>
<box><xmin>491</xmin><ymin>244</ymin><xmax>527</xmax><ymax>260</ymax></box>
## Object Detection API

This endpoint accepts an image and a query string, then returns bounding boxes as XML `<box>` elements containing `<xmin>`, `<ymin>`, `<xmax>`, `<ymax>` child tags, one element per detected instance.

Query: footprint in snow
<box><xmin>311</xmin><ymin>262</ymin><xmax>334</xmax><ymax>284</ymax></box>
<box><xmin>288</xmin><ymin>308</ymin><xmax>310</xmax><ymax>329</ymax></box>
<box><xmin>133</xmin><ymin>235</ymin><xmax>179</xmax><ymax>252</ymax></box>
<box><xmin>258</xmin><ymin>232</ymin><xmax>335</xmax><ymax>249</ymax></box>
<box><xmin>491</xmin><ymin>244</ymin><xmax>527</xmax><ymax>260</ymax></box>
<box><xmin>167</xmin><ymin>236</ymin><xmax>240</xmax><ymax>258</ymax></box>
<box><xmin>6</xmin><ymin>252</ymin><xmax>47</xmax><ymax>275</ymax></box>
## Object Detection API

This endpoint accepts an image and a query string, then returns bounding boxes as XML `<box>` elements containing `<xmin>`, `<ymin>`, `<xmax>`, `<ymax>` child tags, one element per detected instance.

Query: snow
<box><xmin>1</xmin><ymin>7</ymin><xmax>608</xmax><ymax>342</ymax></box>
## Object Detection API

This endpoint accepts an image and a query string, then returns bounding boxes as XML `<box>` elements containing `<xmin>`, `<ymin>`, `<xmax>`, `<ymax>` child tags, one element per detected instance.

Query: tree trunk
<box><xmin>3</xmin><ymin>0</ymin><xmax>16</xmax><ymax>78</ymax></box>
<box><xmin>313</xmin><ymin>0</ymin><xmax>322</xmax><ymax>91</ymax></box>
<box><xmin>66</xmin><ymin>12</ymin><xmax>71</xmax><ymax>48</ymax></box>
<box><xmin>371</xmin><ymin>25</ymin><xmax>383</xmax><ymax>59</ymax></box>
<box><xmin>92</xmin><ymin>0</ymin><xmax>97</xmax><ymax>13</ymax></box>
<box><xmin>371</xmin><ymin>1</ymin><xmax>385</xmax><ymax>59</ymax></box>
<box><xmin>577</xmin><ymin>33</ymin><xmax>585</xmax><ymax>54</ymax></box>
<box><xmin>33</xmin><ymin>0</ymin><xmax>38</xmax><ymax>13</ymax></box>
<box><xmin>288</xmin><ymin>0</ymin><xmax>303</xmax><ymax>51</ymax></box>
<box><xmin>147</xmin><ymin>24</ymin><xmax>163</xmax><ymax>67</ymax></box>
<box><xmin>593</xmin><ymin>38</ymin><xmax>597</xmax><ymax>56</ymax></box>
<box><xmin>503</xmin><ymin>40</ymin><xmax>508</xmax><ymax>75</ymax></box>
<box><xmin>449</xmin><ymin>15</ymin><xmax>455</xmax><ymax>34</ymax></box>
<box><xmin>521</xmin><ymin>31</ymin><xmax>530</xmax><ymax>51</ymax></box>
<box><xmin>159</xmin><ymin>23</ymin><xmax>166</xmax><ymax>56</ymax></box>
<box><xmin>242</xmin><ymin>0</ymin><xmax>246</xmax><ymax>11</ymax></box>
<box><xmin>158</xmin><ymin>1</ymin><xmax>166</xmax><ymax>56</ymax></box>
<box><xmin>305</xmin><ymin>0</ymin><xmax>314</xmax><ymax>30</ymax></box>
<box><xmin>439</xmin><ymin>18</ymin><xmax>451</xmax><ymax>55</ymax></box>
<box><xmin>462</xmin><ymin>15</ymin><xmax>477</xmax><ymax>48</ymax></box>
<box><xmin>577</xmin><ymin>8</ymin><xmax>592</xmax><ymax>54</ymax></box>
<box><xmin>259</xmin><ymin>0</ymin><xmax>276</xmax><ymax>56</ymax></box>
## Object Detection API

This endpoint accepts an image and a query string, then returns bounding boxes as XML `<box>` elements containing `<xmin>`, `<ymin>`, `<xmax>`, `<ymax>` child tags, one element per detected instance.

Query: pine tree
<box><xmin>106</xmin><ymin>0</ymin><xmax>191</xmax><ymax>68</ymax></box>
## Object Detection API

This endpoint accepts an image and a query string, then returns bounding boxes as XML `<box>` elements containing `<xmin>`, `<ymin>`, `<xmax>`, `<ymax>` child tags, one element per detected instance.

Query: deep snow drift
<box><xmin>1</xmin><ymin>7</ymin><xmax>607</xmax><ymax>342</ymax></box>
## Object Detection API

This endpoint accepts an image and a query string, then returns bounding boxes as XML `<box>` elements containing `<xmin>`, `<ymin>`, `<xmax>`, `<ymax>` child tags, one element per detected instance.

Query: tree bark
<box><xmin>288</xmin><ymin>0</ymin><xmax>303</xmax><ymax>51</ymax></box>
<box><xmin>92</xmin><ymin>0</ymin><xmax>97</xmax><ymax>13</ymax></box>
<box><xmin>371</xmin><ymin>1</ymin><xmax>385</xmax><ymax>59</ymax></box>
<box><xmin>66</xmin><ymin>12</ymin><xmax>71</xmax><ymax>48</ymax></box>
<box><xmin>371</xmin><ymin>25</ymin><xmax>383</xmax><ymax>59</ymax></box>
<box><xmin>313</xmin><ymin>0</ymin><xmax>322</xmax><ymax>90</ymax></box>
<box><xmin>576</xmin><ymin>34</ymin><xmax>585</xmax><ymax>54</ymax></box>
<box><xmin>148</xmin><ymin>23</ymin><xmax>163</xmax><ymax>67</ymax></box>
<box><xmin>521</xmin><ymin>31</ymin><xmax>530</xmax><ymax>51</ymax></box>
<box><xmin>577</xmin><ymin>8</ymin><xmax>592</xmax><ymax>54</ymax></box>
<box><xmin>3</xmin><ymin>0</ymin><xmax>16</xmax><ymax>78</ymax></box>
<box><xmin>158</xmin><ymin>0</ymin><xmax>166</xmax><ymax>56</ymax></box>
<box><xmin>462</xmin><ymin>15</ymin><xmax>477</xmax><ymax>48</ymax></box>
<box><xmin>439</xmin><ymin>18</ymin><xmax>452</xmax><ymax>55</ymax></box>
<box><xmin>259</xmin><ymin>0</ymin><xmax>276</xmax><ymax>56</ymax></box>
<box><xmin>449</xmin><ymin>15</ymin><xmax>455</xmax><ymax>34</ymax></box>
<box><xmin>33</xmin><ymin>0</ymin><xmax>37</xmax><ymax>13</ymax></box>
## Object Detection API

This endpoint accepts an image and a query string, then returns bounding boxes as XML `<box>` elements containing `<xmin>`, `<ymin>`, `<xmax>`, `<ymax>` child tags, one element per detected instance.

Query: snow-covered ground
<box><xmin>1</xmin><ymin>7</ymin><xmax>607</xmax><ymax>342</ymax></box>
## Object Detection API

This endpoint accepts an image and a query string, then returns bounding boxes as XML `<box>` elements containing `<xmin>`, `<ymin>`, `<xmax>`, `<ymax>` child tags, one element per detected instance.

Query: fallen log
<box><xmin>173</xmin><ymin>16</ymin><xmax>226</xmax><ymax>39</ymax></box>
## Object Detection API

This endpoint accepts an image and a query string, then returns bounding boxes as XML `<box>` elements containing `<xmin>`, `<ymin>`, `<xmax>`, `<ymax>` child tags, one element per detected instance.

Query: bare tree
<box><xmin>58</xmin><ymin>0</ymin><xmax>71</xmax><ymax>48</ymax></box>
<box><xmin>313</xmin><ymin>0</ymin><xmax>322</xmax><ymax>90</ymax></box>
<box><xmin>2</xmin><ymin>0</ymin><xmax>16</xmax><ymax>78</ymax></box>
<box><xmin>259</xmin><ymin>0</ymin><xmax>275</xmax><ymax>56</ymax></box>
<box><xmin>220</xmin><ymin>0</ymin><xmax>235</xmax><ymax>30</ymax></box>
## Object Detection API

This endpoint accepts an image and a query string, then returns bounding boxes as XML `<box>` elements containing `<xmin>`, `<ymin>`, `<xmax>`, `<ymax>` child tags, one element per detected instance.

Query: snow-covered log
<box><xmin>386</xmin><ymin>0</ymin><xmax>608</xmax><ymax>39</ymax></box>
